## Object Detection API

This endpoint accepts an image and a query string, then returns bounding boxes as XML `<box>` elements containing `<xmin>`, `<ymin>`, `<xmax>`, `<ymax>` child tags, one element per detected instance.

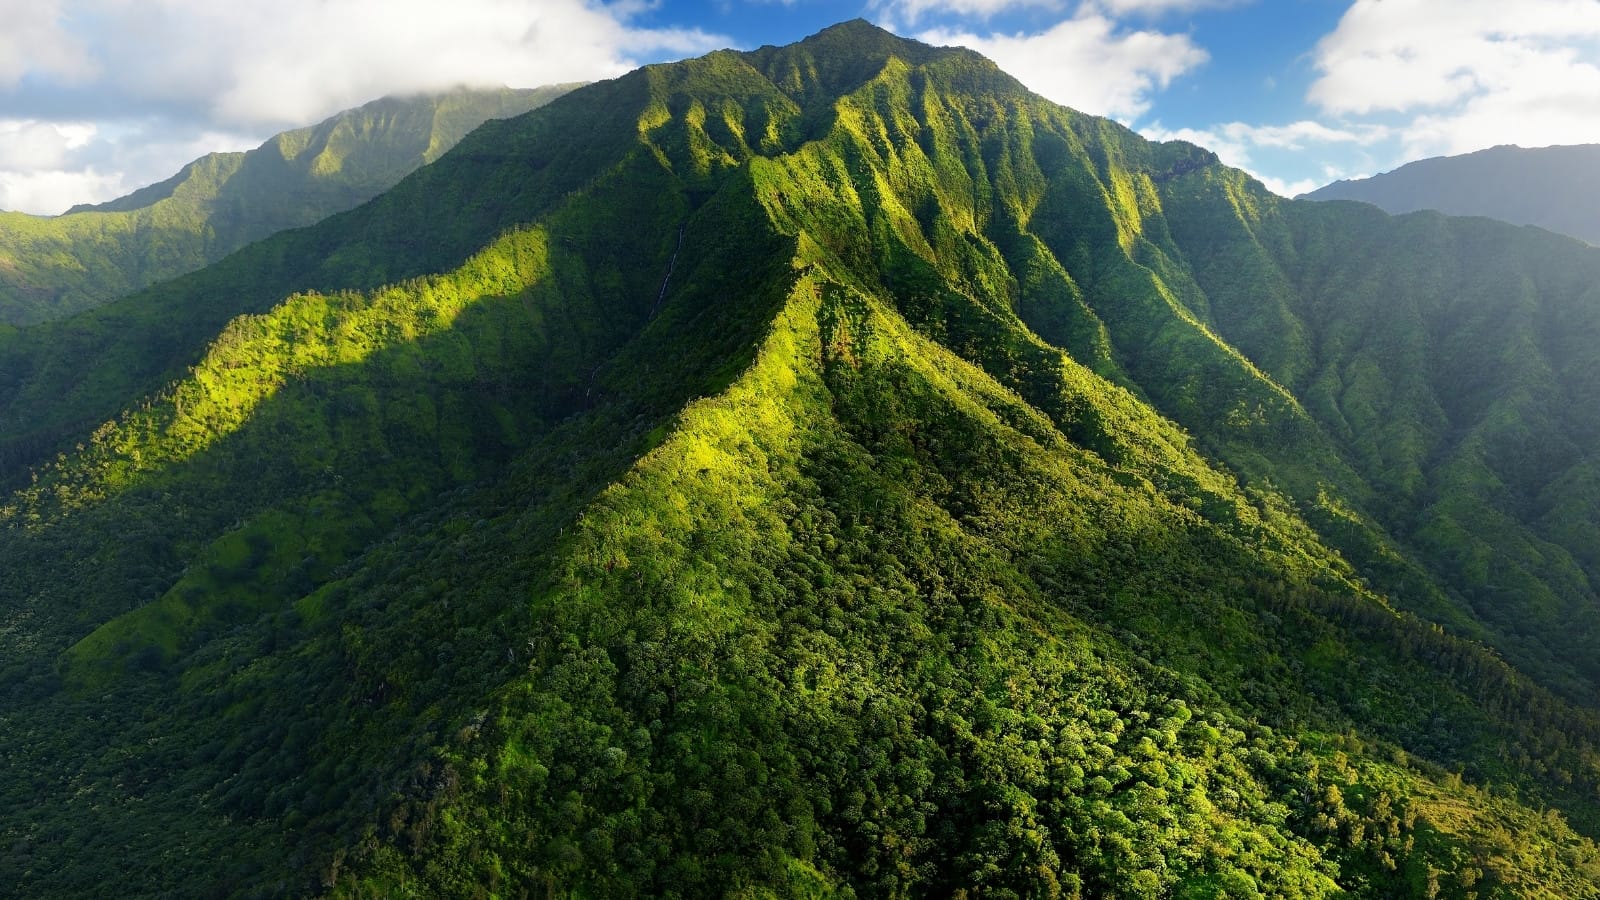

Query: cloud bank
<box><xmin>1310</xmin><ymin>0</ymin><xmax>1600</xmax><ymax>159</ymax></box>
<box><xmin>0</xmin><ymin>0</ymin><xmax>726</xmax><ymax>214</ymax></box>
<box><xmin>1142</xmin><ymin>0</ymin><xmax>1600</xmax><ymax>197</ymax></box>
<box><xmin>1141</xmin><ymin>119</ymin><xmax>1389</xmax><ymax>197</ymax></box>
<box><xmin>4</xmin><ymin>0</ymin><xmax>723</xmax><ymax>128</ymax></box>
<box><xmin>915</xmin><ymin>6</ymin><xmax>1207</xmax><ymax>122</ymax></box>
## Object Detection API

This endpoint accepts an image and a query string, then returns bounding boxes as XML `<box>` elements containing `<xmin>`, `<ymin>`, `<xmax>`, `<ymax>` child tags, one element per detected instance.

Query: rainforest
<box><xmin>3</xmin><ymin>21</ymin><xmax>1600</xmax><ymax>898</ymax></box>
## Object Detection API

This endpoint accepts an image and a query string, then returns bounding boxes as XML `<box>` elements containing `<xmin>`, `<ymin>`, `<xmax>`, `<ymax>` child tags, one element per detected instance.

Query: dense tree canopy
<box><xmin>3</xmin><ymin>20</ymin><xmax>1600</xmax><ymax>898</ymax></box>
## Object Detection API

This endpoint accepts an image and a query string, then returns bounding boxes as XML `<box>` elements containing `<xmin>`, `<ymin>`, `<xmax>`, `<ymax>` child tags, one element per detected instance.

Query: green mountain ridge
<box><xmin>1301</xmin><ymin>144</ymin><xmax>1600</xmax><ymax>246</ymax></box>
<box><xmin>0</xmin><ymin>84</ymin><xmax>578</xmax><ymax>325</ymax></box>
<box><xmin>4</xmin><ymin>20</ymin><xmax>1600</xmax><ymax>897</ymax></box>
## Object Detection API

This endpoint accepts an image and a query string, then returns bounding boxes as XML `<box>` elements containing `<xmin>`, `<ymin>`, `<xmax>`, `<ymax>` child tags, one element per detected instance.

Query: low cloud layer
<box><xmin>2</xmin><ymin>0</ymin><xmax>723</xmax><ymax>128</ymax></box>
<box><xmin>1309</xmin><ymin>0</ymin><xmax>1600</xmax><ymax>158</ymax></box>
<box><xmin>1142</xmin><ymin>120</ymin><xmax>1390</xmax><ymax>197</ymax></box>
<box><xmin>0</xmin><ymin>0</ymin><xmax>725</xmax><ymax>214</ymax></box>
<box><xmin>883</xmin><ymin>0</ymin><xmax>1067</xmax><ymax>24</ymax></box>
<box><xmin>918</xmin><ymin>8</ymin><xmax>1207</xmax><ymax>122</ymax></box>
<box><xmin>0</xmin><ymin>0</ymin><xmax>94</xmax><ymax>88</ymax></box>
<box><xmin>1139</xmin><ymin>0</ymin><xmax>1600</xmax><ymax>196</ymax></box>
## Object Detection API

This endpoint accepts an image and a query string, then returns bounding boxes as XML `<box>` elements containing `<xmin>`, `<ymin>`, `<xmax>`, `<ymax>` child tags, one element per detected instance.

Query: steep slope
<box><xmin>1302</xmin><ymin>144</ymin><xmax>1600</xmax><ymax>245</ymax></box>
<box><xmin>1161</xmin><ymin>166</ymin><xmax>1600</xmax><ymax>702</ymax></box>
<box><xmin>0</xmin><ymin>85</ymin><xmax>576</xmax><ymax>325</ymax></box>
<box><xmin>0</xmin><ymin>75</ymin><xmax>633</xmax><ymax>481</ymax></box>
<box><xmin>5</xmin><ymin>20</ymin><xmax>1600</xmax><ymax>898</ymax></box>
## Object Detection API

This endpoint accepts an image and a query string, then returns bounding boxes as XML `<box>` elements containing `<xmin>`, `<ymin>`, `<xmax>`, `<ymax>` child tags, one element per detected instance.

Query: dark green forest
<box><xmin>0</xmin><ymin>85</ymin><xmax>575</xmax><ymax>326</ymax></box>
<box><xmin>4</xmin><ymin>21</ymin><xmax>1600</xmax><ymax>898</ymax></box>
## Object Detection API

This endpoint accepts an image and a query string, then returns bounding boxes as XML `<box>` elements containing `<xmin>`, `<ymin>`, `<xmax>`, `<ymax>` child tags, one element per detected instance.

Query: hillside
<box><xmin>4</xmin><ymin>21</ymin><xmax>1600</xmax><ymax>897</ymax></box>
<box><xmin>0</xmin><ymin>85</ymin><xmax>576</xmax><ymax>325</ymax></box>
<box><xmin>1302</xmin><ymin>144</ymin><xmax>1600</xmax><ymax>245</ymax></box>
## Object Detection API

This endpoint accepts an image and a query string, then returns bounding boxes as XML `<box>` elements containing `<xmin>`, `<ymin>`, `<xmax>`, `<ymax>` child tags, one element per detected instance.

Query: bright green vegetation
<box><xmin>4</xmin><ymin>20</ymin><xmax>1600</xmax><ymax>898</ymax></box>
<box><xmin>0</xmin><ymin>85</ymin><xmax>577</xmax><ymax>325</ymax></box>
<box><xmin>1302</xmin><ymin>143</ymin><xmax>1600</xmax><ymax>246</ymax></box>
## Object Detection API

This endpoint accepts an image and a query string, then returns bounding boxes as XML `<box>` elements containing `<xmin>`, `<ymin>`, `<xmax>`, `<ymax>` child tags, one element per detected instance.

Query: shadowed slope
<box><xmin>1161</xmin><ymin>166</ymin><xmax>1600</xmax><ymax>700</ymax></box>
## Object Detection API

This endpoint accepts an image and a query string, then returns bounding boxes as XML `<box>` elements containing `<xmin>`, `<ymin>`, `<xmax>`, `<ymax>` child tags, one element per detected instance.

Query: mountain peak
<box><xmin>797</xmin><ymin>17</ymin><xmax>913</xmax><ymax>48</ymax></box>
<box><xmin>741</xmin><ymin>18</ymin><xmax>963</xmax><ymax>108</ymax></box>
<box><xmin>790</xmin><ymin>17</ymin><xmax>963</xmax><ymax>65</ymax></box>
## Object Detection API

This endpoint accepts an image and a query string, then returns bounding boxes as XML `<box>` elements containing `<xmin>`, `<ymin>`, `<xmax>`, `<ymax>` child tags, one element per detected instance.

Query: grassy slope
<box><xmin>0</xmin><ymin>85</ymin><xmax>575</xmax><ymax>326</ymax></box>
<box><xmin>4</xmin><ymin>20</ymin><xmax>1600</xmax><ymax>898</ymax></box>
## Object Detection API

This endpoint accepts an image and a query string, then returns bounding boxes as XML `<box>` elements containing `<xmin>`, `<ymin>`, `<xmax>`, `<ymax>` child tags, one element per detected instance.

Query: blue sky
<box><xmin>2</xmin><ymin>0</ymin><xmax>1598</xmax><ymax>213</ymax></box>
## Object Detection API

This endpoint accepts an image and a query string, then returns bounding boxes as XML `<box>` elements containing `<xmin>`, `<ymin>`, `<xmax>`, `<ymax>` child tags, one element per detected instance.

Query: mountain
<box><xmin>1302</xmin><ymin>144</ymin><xmax>1600</xmax><ymax>245</ymax></box>
<box><xmin>5</xmin><ymin>20</ymin><xmax>1600</xmax><ymax>897</ymax></box>
<box><xmin>0</xmin><ymin>85</ymin><xmax>577</xmax><ymax>325</ymax></box>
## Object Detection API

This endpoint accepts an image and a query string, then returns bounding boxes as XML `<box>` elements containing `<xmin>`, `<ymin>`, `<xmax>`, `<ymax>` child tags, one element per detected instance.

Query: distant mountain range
<box><xmin>6</xmin><ymin>21</ymin><xmax>1600</xmax><ymax>897</ymax></box>
<box><xmin>0</xmin><ymin>85</ymin><xmax>576</xmax><ymax>325</ymax></box>
<box><xmin>1302</xmin><ymin>143</ymin><xmax>1600</xmax><ymax>245</ymax></box>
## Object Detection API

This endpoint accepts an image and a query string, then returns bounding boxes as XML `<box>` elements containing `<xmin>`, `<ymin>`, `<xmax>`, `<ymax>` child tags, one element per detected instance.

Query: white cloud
<box><xmin>0</xmin><ymin>122</ymin><xmax>261</xmax><ymax>214</ymax></box>
<box><xmin>1093</xmin><ymin>0</ymin><xmax>1244</xmax><ymax>14</ymax></box>
<box><xmin>1310</xmin><ymin>0</ymin><xmax>1600</xmax><ymax>115</ymax></box>
<box><xmin>0</xmin><ymin>0</ymin><xmax>94</xmax><ymax>87</ymax></box>
<box><xmin>1216</xmin><ymin>120</ymin><xmax>1388</xmax><ymax>151</ymax></box>
<box><xmin>1255</xmin><ymin>175</ymin><xmax>1321</xmax><ymax>198</ymax></box>
<box><xmin>1399</xmin><ymin>48</ymin><xmax>1600</xmax><ymax>158</ymax></box>
<box><xmin>1141</xmin><ymin>119</ymin><xmax>1387</xmax><ymax>196</ymax></box>
<box><xmin>62</xmin><ymin>0</ymin><xmax>725</xmax><ymax>128</ymax></box>
<box><xmin>1308</xmin><ymin>0</ymin><xmax>1600</xmax><ymax>158</ymax></box>
<box><xmin>920</xmin><ymin>10</ymin><xmax>1207</xmax><ymax>121</ymax></box>
<box><xmin>0</xmin><ymin>0</ymin><xmax>727</xmax><ymax>214</ymax></box>
<box><xmin>1152</xmin><ymin>0</ymin><xmax>1600</xmax><ymax>198</ymax></box>
<box><xmin>880</xmin><ymin>0</ymin><xmax>1235</xmax><ymax>22</ymax></box>
<box><xmin>0</xmin><ymin>168</ymin><xmax>125</xmax><ymax>217</ymax></box>
<box><xmin>0</xmin><ymin>120</ymin><xmax>97</xmax><ymax>172</ymax></box>
<box><xmin>882</xmin><ymin>0</ymin><xmax>1066</xmax><ymax>26</ymax></box>
<box><xmin>0</xmin><ymin>119</ymin><xmax>112</xmax><ymax>212</ymax></box>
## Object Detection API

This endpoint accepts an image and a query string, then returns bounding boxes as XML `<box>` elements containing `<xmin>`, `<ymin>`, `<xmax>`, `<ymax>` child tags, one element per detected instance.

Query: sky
<box><xmin>1</xmin><ymin>0</ymin><xmax>1598</xmax><ymax>214</ymax></box>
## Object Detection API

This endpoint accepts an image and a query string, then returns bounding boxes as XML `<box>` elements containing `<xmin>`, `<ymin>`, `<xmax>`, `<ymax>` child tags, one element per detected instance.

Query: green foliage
<box><xmin>1160</xmin><ymin>165</ymin><xmax>1600</xmax><ymax>704</ymax></box>
<box><xmin>4</xmin><ymin>18</ymin><xmax>1600</xmax><ymax>899</ymax></box>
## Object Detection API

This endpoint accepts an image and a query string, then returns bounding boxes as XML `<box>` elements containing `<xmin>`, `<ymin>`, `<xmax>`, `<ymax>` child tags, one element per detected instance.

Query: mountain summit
<box><xmin>4</xmin><ymin>21</ymin><xmax>1600</xmax><ymax>897</ymax></box>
